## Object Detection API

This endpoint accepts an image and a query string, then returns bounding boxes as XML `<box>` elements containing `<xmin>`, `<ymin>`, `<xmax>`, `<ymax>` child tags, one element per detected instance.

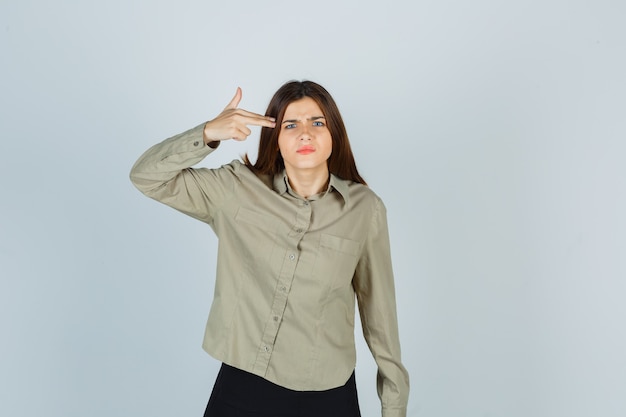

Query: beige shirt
<box><xmin>130</xmin><ymin>124</ymin><xmax>410</xmax><ymax>417</ymax></box>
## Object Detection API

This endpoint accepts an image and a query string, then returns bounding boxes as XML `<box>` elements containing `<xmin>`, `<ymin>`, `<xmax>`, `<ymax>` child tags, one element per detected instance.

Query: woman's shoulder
<box><xmin>211</xmin><ymin>159</ymin><xmax>257</xmax><ymax>177</ymax></box>
<box><xmin>339</xmin><ymin>179</ymin><xmax>385</xmax><ymax>209</ymax></box>
<box><xmin>225</xmin><ymin>159</ymin><xmax>274</xmax><ymax>188</ymax></box>
<box><xmin>197</xmin><ymin>159</ymin><xmax>262</xmax><ymax>186</ymax></box>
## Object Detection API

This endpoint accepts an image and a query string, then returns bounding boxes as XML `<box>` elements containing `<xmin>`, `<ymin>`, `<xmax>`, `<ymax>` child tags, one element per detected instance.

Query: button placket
<box><xmin>290</xmin><ymin>198</ymin><xmax>311</xmax><ymax>238</ymax></box>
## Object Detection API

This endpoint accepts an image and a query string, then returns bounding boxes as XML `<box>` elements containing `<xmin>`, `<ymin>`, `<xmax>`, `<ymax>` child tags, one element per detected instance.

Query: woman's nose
<box><xmin>299</xmin><ymin>125</ymin><xmax>312</xmax><ymax>140</ymax></box>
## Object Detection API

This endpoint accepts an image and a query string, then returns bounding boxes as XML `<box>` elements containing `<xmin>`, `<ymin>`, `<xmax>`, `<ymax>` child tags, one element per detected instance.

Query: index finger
<box><xmin>233</xmin><ymin>109</ymin><xmax>276</xmax><ymax>128</ymax></box>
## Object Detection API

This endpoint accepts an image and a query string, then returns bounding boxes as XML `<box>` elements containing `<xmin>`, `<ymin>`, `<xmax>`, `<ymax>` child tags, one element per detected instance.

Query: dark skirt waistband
<box><xmin>203</xmin><ymin>363</ymin><xmax>361</xmax><ymax>417</ymax></box>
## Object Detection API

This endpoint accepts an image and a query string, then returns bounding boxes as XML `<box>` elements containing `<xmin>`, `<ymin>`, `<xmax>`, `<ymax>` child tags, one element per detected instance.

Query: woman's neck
<box><xmin>285</xmin><ymin>166</ymin><xmax>330</xmax><ymax>199</ymax></box>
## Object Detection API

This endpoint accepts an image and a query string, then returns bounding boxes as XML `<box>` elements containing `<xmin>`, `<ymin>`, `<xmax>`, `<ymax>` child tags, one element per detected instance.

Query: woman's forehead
<box><xmin>283</xmin><ymin>97</ymin><xmax>324</xmax><ymax>118</ymax></box>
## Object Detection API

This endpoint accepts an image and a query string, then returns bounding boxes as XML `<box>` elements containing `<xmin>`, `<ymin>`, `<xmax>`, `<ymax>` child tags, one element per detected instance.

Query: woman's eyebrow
<box><xmin>282</xmin><ymin>116</ymin><xmax>326</xmax><ymax>124</ymax></box>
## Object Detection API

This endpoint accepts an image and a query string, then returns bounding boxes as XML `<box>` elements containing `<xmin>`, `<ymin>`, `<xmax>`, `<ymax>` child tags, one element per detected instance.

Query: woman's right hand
<box><xmin>203</xmin><ymin>87</ymin><xmax>276</xmax><ymax>145</ymax></box>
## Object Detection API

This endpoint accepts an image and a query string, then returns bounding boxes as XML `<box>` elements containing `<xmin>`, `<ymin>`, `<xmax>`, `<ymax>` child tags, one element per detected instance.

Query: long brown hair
<box><xmin>244</xmin><ymin>80</ymin><xmax>366</xmax><ymax>185</ymax></box>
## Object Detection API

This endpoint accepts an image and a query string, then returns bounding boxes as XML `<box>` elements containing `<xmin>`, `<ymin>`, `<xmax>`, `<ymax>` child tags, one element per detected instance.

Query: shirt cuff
<box><xmin>183</xmin><ymin>123</ymin><xmax>216</xmax><ymax>153</ymax></box>
<box><xmin>382</xmin><ymin>407</ymin><xmax>407</xmax><ymax>417</ymax></box>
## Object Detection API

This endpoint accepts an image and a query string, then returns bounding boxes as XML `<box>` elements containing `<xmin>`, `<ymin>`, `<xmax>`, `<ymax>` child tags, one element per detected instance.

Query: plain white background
<box><xmin>1</xmin><ymin>1</ymin><xmax>625</xmax><ymax>416</ymax></box>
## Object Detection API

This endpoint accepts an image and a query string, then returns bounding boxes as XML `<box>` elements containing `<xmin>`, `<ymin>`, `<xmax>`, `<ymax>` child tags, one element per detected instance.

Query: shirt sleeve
<box><xmin>129</xmin><ymin>123</ymin><xmax>236</xmax><ymax>226</ymax></box>
<box><xmin>353</xmin><ymin>197</ymin><xmax>410</xmax><ymax>417</ymax></box>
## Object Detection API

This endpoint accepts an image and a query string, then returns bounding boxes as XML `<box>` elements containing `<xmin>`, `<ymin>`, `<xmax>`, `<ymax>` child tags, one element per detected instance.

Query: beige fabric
<box><xmin>130</xmin><ymin>123</ymin><xmax>409</xmax><ymax>417</ymax></box>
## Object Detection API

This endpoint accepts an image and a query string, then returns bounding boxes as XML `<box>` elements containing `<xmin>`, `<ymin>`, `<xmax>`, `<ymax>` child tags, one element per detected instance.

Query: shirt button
<box><xmin>193</xmin><ymin>141</ymin><xmax>200</xmax><ymax>146</ymax></box>
<box><xmin>303</xmin><ymin>201</ymin><xmax>309</xmax><ymax>206</ymax></box>
<box><xmin>289</xmin><ymin>254</ymin><xmax>295</xmax><ymax>261</ymax></box>
<box><xmin>296</xmin><ymin>228</ymin><xmax>303</xmax><ymax>233</ymax></box>
<box><xmin>273</xmin><ymin>316</ymin><xmax>279</xmax><ymax>322</ymax></box>
<box><xmin>280</xmin><ymin>286</ymin><xmax>287</xmax><ymax>292</ymax></box>
<box><xmin>264</xmin><ymin>345</ymin><xmax>270</xmax><ymax>352</ymax></box>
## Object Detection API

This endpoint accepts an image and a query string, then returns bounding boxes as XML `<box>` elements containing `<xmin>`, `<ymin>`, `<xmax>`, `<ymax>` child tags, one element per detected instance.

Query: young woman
<box><xmin>130</xmin><ymin>81</ymin><xmax>409</xmax><ymax>417</ymax></box>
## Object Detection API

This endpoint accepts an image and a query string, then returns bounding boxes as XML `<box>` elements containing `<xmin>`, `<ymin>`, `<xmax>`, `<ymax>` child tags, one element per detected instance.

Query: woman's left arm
<box><xmin>353</xmin><ymin>197</ymin><xmax>410</xmax><ymax>417</ymax></box>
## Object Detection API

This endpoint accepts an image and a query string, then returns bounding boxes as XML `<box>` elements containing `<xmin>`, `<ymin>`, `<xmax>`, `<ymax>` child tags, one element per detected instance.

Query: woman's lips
<box><xmin>296</xmin><ymin>146</ymin><xmax>315</xmax><ymax>155</ymax></box>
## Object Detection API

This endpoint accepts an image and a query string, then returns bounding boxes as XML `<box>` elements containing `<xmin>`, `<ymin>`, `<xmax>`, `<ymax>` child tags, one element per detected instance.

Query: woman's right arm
<box><xmin>129</xmin><ymin>88</ymin><xmax>276</xmax><ymax>224</ymax></box>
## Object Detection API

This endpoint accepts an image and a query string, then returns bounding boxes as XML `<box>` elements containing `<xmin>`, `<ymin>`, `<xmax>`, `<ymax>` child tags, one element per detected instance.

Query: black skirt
<box><xmin>203</xmin><ymin>363</ymin><xmax>362</xmax><ymax>417</ymax></box>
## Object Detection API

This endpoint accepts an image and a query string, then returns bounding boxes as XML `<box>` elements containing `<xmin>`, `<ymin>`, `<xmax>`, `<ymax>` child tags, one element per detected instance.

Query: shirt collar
<box><xmin>273</xmin><ymin>171</ymin><xmax>350</xmax><ymax>206</ymax></box>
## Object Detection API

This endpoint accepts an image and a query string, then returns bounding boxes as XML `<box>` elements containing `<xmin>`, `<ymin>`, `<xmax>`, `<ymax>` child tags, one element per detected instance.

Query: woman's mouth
<box><xmin>296</xmin><ymin>146</ymin><xmax>315</xmax><ymax>155</ymax></box>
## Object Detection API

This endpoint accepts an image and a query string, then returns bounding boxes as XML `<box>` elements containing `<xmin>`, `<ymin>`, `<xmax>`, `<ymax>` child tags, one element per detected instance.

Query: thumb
<box><xmin>224</xmin><ymin>87</ymin><xmax>242</xmax><ymax>110</ymax></box>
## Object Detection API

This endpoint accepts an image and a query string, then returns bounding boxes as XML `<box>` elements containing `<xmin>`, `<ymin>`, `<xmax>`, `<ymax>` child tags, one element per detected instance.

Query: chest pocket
<box><xmin>316</xmin><ymin>233</ymin><xmax>361</xmax><ymax>289</ymax></box>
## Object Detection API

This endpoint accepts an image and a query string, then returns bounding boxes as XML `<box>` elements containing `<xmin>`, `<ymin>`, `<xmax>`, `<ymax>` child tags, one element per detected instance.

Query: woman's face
<box><xmin>278</xmin><ymin>97</ymin><xmax>332</xmax><ymax>177</ymax></box>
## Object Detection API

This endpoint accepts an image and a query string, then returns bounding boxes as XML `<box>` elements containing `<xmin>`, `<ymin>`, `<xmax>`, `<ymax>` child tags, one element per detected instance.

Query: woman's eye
<box><xmin>313</xmin><ymin>121</ymin><xmax>325</xmax><ymax>127</ymax></box>
<box><xmin>285</xmin><ymin>123</ymin><xmax>297</xmax><ymax>129</ymax></box>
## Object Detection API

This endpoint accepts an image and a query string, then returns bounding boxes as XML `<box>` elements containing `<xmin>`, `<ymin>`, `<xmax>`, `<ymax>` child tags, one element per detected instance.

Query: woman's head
<box><xmin>244</xmin><ymin>80</ymin><xmax>366</xmax><ymax>185</ymax></box>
